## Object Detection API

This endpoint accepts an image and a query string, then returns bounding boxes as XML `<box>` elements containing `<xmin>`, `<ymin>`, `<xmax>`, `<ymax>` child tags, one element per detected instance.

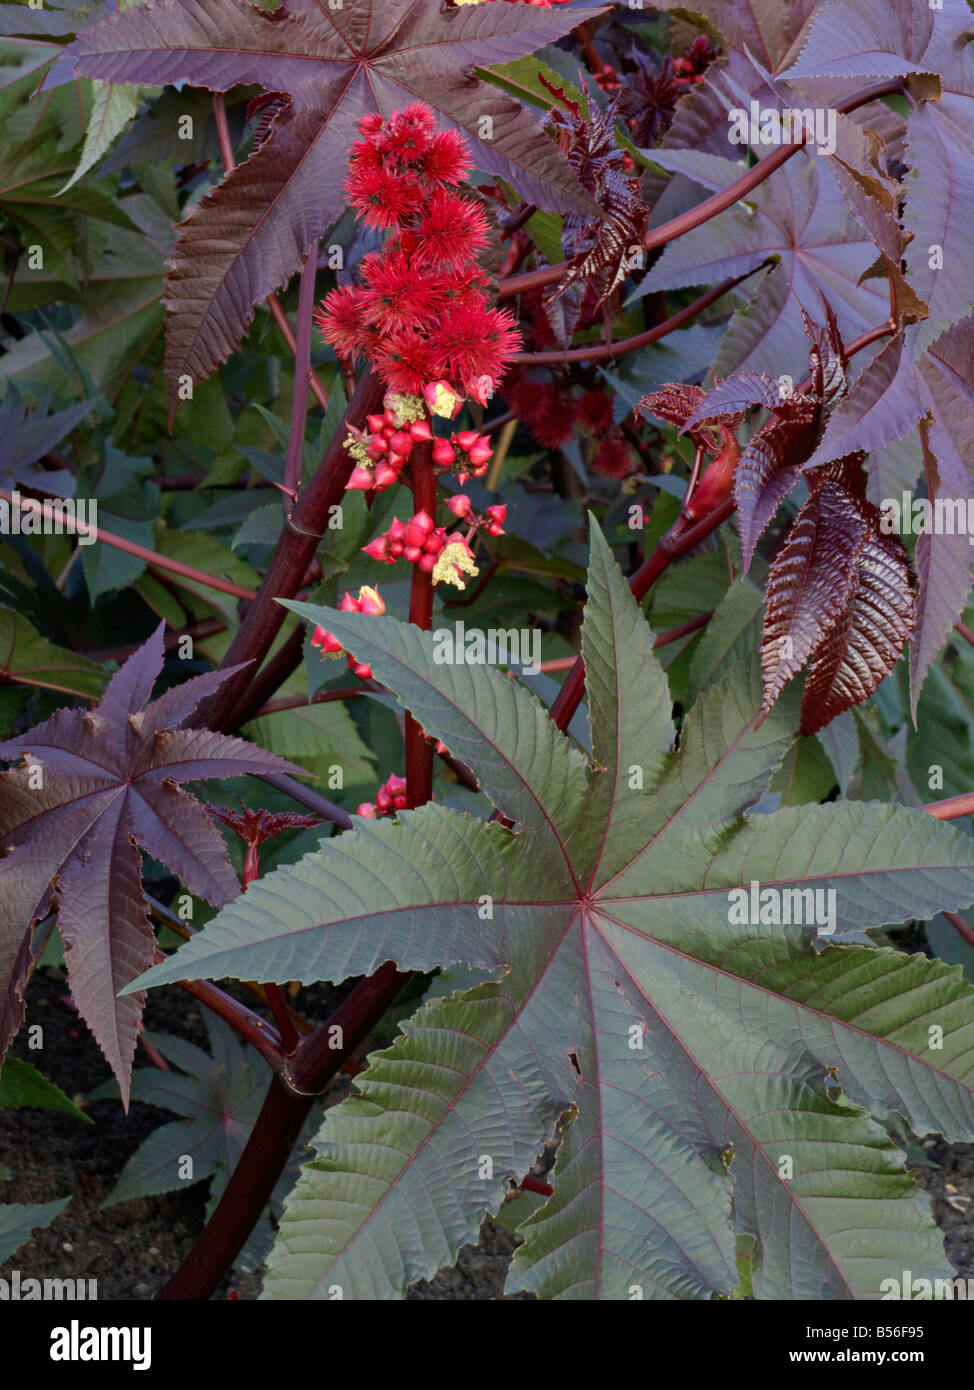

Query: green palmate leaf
<box><xmin>131</xmin><ymin>521</ymin><xmax>974</xmax><ymax>1300</ymax></box>
<box><xmin>687</xmin><ymin>576</ymin><xmax>763</xmax><ymax>704</ymax></box>
<box><xmin>0</xmin><ymin>1197</ymin><xmax>70</xmax><ymax>1264</ymax></box>
<box><xmin>0</xmin><ymin>1055</ymin><xmax>89</xmax><ymax>1122</ymax></box>
<box><xmin>0</xmin><ymin>610</ymin><xmax>107</xmax><ymax>700</ymax></box>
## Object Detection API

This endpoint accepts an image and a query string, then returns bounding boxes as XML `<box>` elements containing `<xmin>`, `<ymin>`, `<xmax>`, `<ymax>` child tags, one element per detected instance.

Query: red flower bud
<box><xmin>418</xmin><ymin>552</ymin><xmax>437</xmax><ymax>572</ymax></box>
<box><xmin>357</xmin><ymin>585</ymin><xmax>385</xmax><ymax>616</ymax></box>
<box><xmin>372</xmin><ymin>462</ymin><xmax>399</xmax><ymax>489</ymax></box>
<box><xmin>347</xmin><ymin>465</ymin><xmax>374</xmax><ymax>490</ymax></box>
<box><xmin>362</xmin><ymin>536</ymin><xmax>389</xmax><ymax>562</ymax></box>
<box><xmin>409</xmin><ymin>419</ymin><xmax>433</xmax><ymax>441</ymax></box>
<box><xmin>339</xmin><ymin>592</ymin><xmax>360</xmax><ymax>612</ymax></box>
<box><xmin>432</xmin><ymin>438</ymin><xmax>456</xmax><ymax>467</ymax></box>
<box><xmin>403</xmin><ymin>544</ymin><xmax>423</xmax><ymax>563</ymax></box>
<box><xmin>684</xmin><ymin>427</ymin><xmax>740</xmax><ymax>523</ymax></box>
<box><xmin>388</xmin><ymin>431</ymin><xmax>414</xmax><ymax>456</ymax></box>
<box><xmin>485</xmin><ymin>503</ymin><xmax>506</xmax><ymax>525</ymax></box>
<box><xmin>453</xmin><ymin>429</ymin><xmax>479</xmax><ymax>452</ymax></box>
<box><xmin>445</xmin><ymin>494</ymin><xmax>472</xmax><ymax>518</ymax></box>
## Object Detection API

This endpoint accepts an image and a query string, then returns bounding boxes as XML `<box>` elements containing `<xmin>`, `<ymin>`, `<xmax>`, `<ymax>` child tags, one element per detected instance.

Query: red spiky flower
<box><xmin>317</xmin><ymin>105</ymin><xmax>521</xmax><ymax>404</ymax></box>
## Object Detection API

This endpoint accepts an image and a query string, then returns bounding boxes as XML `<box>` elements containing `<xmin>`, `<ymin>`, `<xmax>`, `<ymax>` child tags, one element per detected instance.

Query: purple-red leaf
<box><xmin>800</xmin><ymin>522</ymin><xmax>915</xmax><ymax>735</ymax></box>
<box><xmin>759</xmin><ymin>462</ymin><xmax>916</xmax><ymax>733</ymax></box>
<box><xmin>0</xmin><ymin>627</ymin><xmax>303</xmax><ymax>1103</ymax></box>
<box><xmin>759</xmin><ymin>477</ymin><xmax>868</xmax><ymax>718</ymax></box>
<box><xmin>736</xmin><ymin>408</ymin><xmax>818</xmax><ymax>567</ymax></box>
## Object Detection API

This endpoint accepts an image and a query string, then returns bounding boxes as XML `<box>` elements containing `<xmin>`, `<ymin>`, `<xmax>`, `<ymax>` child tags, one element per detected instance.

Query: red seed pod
<box><xmin>445</xmin><ymin>494</ymin><xmax>472</xmax><ymax>518</ymax></box>
<box><xmin>467</xmin><ymin>445</ymin><xmax>492</xmax><ymax>468</ymax></box>
<box><xmin>403</xmin><ymin>544</ymin><xmax>423</xmax><ymax>563</ymax></box>
<box><xmin>456</xmin><ymin>470</ymin><xmax>469</xmax><ymax>485</ymax></box>
<box><xmin>376</xmin><ymin>788</ymin><xmax>392</xmax><ymax>812</ymax></box>
<box><xmin>487</xmin><ymin>521</ymin><xmax>503</xmax><ymax>536</ymax></box>
<box><xmin>347</xmin><ymin>465</ymin><xmax>374</xmax><ymax>490</ymax></box>
<box><xmin>388</xmin><ymin>517</ymin><xmax>406</xmax><ymax>542</ymax></box>
<box><xmin>432</xmin><ymin>438</ymin><xmax>456</xmax><ymax>467</ymax></box>
<box><xmin>339</xmin><ymin>592</ymin><xmax>361</xmax><ymax>613</ymax></box>
<box><xmin>362</xmin><ymin>536</ymin><xmax>389</xmax><ymax>562</ymax></box>
<box><xmin>409</xmin><ymin>419</ymin><xmax>433</xmax><ymax>441</ymax></box>
<box><xmin>388</xmin><ymin>430</ymin><xmax>414</xmax><ymax>456</ymax></box>
<box><xmin>485</xmin><ymin>503</ymin><xmax>507</xmax><ymax>525</ymax></box>
<box><xmin>387</xmin><ymin>774</ymin><xmax>407</xmax><ymax>796</ymax></box>
<box><xmin>310</xmin><ymin>626</ymin><xmax>327</xmax><ymax>648</ymax></box>
<box><xmin>424</xmin><ymin>530</ymin><xmax>445</xmax><ymax>554</ymax></box>
<box><xmin>367</xmin><ymin>414</ymin><xmax>385</xmax><ymax>434</ymax></box>
<box><xmin>357</xmin><ymin>585</ymin><xmax>386</xmax><ymax>616</ymax></box>
<box><xmin>373</xmin><ymin>462</ymin><xmax>399</xmax><ymax>489</ymax></box>
<box><xmin>367</xmin><ymin>435</ymin><xmax>388</xmax><ymax>459</ymax></box>
<box><xmin>393</xmin><ymin>795</ymin><xmax>407</xmax><ymax>810</ymax></box>
<box><xmin>453</xmin><ymin>429</ymin><xmax>479</xmax><ymax>451</ymax></box>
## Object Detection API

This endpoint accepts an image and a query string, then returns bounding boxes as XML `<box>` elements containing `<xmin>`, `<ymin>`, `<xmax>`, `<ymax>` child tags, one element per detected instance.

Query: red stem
<box><xmin>497</xmin><ymin>79</ymin><xmax>905</xmax><ymax>301</ymax></box>
<box><xmin>0</xmin><ymin>489</ymin><xmax>256</xmax><ymax>601</ymax></box>
<box><xmin>193</xmin><ymin>369</ymin><xmax>385</xmax><ymax>733</ymax></box>
<box><xmin>510</xmin><ymin>267</ymin><xmax>769</xmax><ymax>367</ymax></box>
<box><xmin>251</xmin><ymin>686</ymin><xmax>363</xmax><ymax>717</ymax></box>
<box><xmin>404</xmin><ymin>439</ymin><xmax>436</xmax><ymax>808</ymax></box>
<box><xmin>943</xmin><ymin>911</ymin><xmax>974</xmax><ymax>948</ymax></box>
<box><xmin>155</xmin><ymin>959</ymin><xmax>408</xmax><ymax>1299</ymax></box>
<box><xmin>283</xmin><ymin>240</ymin><xmax>319</xmax><ymax>501</ymax></box>
<box><xmin>923</xmin><ymin>793</ymin><xmax>974</xmax><ymax>821</ymax></box>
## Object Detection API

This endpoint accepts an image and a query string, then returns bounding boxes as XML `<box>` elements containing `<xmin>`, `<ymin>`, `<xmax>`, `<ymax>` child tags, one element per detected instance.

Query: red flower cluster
<box><xmin>310</xmin><ymin>586</ymin><xmax>385</xmax><ymax>679</ymax></box>
<box><xmin>346</xmin><ymin>400</ymin><xmax>433</xmax><ymax>491</ymax></box>
<box><xmin>674</xmin><ymin>34</ymin><xmax>717</xmax><ymax>86</ymax></box>
<box><xmin>356</xmin><ymin>773</ymin><xmax>408</xmax><ymax>820</ymax></box>
<box><xmin>363</xmin><ymin>500</ymin><xmax>506</xmax><ymax>575</ymax></box>
<box><xmin>317</xmin><ymin>105</ymin><xmax>521</xmax><ymax>402</ymax></box>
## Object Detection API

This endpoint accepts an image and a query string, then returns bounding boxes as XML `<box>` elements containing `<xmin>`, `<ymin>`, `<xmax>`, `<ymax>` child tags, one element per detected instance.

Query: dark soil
<box><xmin>0</xmin><ymin>966</ymin><xmax>526</xmax><ymax>1300</ymax></box>
<box><xmin>3</xmin><ymin>959</ymin><xmax>972</xmax><ymax>1301</ymax></box>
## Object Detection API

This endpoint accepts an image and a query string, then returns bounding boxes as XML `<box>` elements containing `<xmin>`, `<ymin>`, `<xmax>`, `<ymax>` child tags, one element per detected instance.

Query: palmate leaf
<box><xmin>93</xmin><ymin>1013</ymin><xmax>319</xmax><ymax>1271</ymax></box>
<box><xmin>782</xmin><ymin>0</ymin><xmax>974</xmax><ymax>351</ymax></box>
<box><xmin>61</xmin><ymin>0</ymin><xmax>604</xmax><ymax>416</ymax></box>
<box><xmin>0</xmin><ymin>627</ymin><xmax>302</xmax><ymax>1104</ymax></box>
<box><xmin>133</xmin><ymin>521</ymin><xmax>974</xmax><ymax>1299</ymax></box>
<box><xmin>628</xmin><ymin>142</ymin><xmax>889</xmax><ymax>380</ymax></box>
